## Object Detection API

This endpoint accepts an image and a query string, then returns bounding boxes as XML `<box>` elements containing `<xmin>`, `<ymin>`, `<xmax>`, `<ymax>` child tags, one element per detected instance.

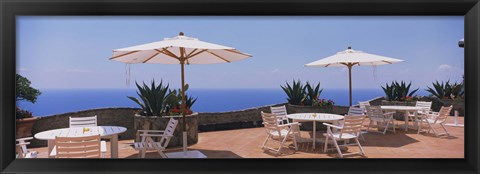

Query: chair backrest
<box><xmin>415</xmin><ymin>101</ymin><xmax>432</xmax><ymax>113</ymax></box>
<box><xmin>434</xmin><ymin>105</ymin><xmax>453</xmax><ymax>123</ymax></box>
<box><xmin>69</xmin><ymin>115</ymin><xmax>97</xmax><ymax>128</ymax></box>
<box><xmin>54</xmin><ymin>134</ymin><xmax>101</xmax><ymax>158</ymax></box>
<box><xmin>270</xmin><ymin>105</ymin><xmax>288</xmax><ymax>124</ymax></box>
<box><xmin>358</xmin><ymin>101</ymin><xmax>371</xmax><ymax>109</ymax></box>
<box><xmin>365</xmin><ymin>106</ymin><xmax>384</xmax><ymax>120</ymax></box>
<box><xmin>158</xmin><ymin>118</ymin><xmax>179</xmax><ymax>148</ymax></box>
<box><xmin>339</xmin><ymin>115</ymin><xmax>366</xmax><ymax>139</ymax></box>
<box><xmin>261</xmin><ymin>111</ymin><xmax>282</xmax><ymax>136</ymax></box>
<box><xmin>347</xmin><ymin>107</ymin><xmax>365</xmax><ymax>116</ymax></box>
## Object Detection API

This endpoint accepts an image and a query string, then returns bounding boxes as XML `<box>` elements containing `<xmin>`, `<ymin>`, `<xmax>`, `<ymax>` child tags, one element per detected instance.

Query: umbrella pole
<box><xmin>181</xmin><ymin>58</ymin><xmax>187</xmax><ymax>156</ymax></box>
<box><xmin>348</xmin><ymin>64</ymin><xmax>353</xmax><ymax>106</ymax></box>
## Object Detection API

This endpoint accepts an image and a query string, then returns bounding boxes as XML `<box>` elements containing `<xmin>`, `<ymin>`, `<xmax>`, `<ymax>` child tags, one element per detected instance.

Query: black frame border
<box><xmin>1</xmin><ymin>0</ymin><xmax>479</xmax><ymax>174</ymax></box>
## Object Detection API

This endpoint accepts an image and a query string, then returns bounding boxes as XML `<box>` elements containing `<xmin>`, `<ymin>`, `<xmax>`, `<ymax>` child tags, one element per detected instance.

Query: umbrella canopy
<box><xmin>110</xmin><ymin>32</ymin><xmax>252</xmax><ymax>156</ymax></box>
<box><xmin>305</xmin><ymin>47</ymin><xmax>403</xmax><ymax>106</ymax></box>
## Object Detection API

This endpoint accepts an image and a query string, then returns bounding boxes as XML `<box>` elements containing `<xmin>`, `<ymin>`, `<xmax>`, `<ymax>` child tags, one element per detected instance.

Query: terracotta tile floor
<box><xmin>30</xmin><ymin>117</ymin><xmax>464</xmax><ymax>158</ymax></box>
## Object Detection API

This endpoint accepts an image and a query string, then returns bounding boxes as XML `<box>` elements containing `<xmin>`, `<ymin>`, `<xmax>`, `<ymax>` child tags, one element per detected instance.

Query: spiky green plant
<box><xmin>281</xmin><ymin>80</ymin><xmax>306</xmax><ymax>105</ymax></box>
<box><xmin>381</xmin><ymin>81</ymin><xmax>418</xmax><ymax>101</ymax></box>
<box><xmin>128</xmin><ymin>80</ymin><xmax>172</xmax><ymax>116</ymax></box>
<box><xmin>426</xmin><ymin>80</ymin><xmax>463</xmax><ymax>99</ymax></box>
<box><xmin>381</xmin><ymin>82</ymin><xmax>395</xmax><ymax>101</ymax></box>
<box><xmin>304</xmin><ymin>82</ymin><xmax>323</xmax><ymax>106</ymax></box>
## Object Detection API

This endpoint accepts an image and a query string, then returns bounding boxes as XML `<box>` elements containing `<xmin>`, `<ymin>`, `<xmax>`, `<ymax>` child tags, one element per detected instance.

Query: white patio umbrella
<box><xmin>110</xmin><ymin>32</ymin><xmax>252</xmax><ymax>157</ymax></box>
<box><xmin>305</xmin><ymin>47</ymin><xmax>404</xmax><ymax>106</ymax></box>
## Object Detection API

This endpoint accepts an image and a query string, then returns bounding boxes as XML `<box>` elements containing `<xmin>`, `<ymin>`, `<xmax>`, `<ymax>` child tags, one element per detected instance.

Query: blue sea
<box><xmin>17</xmin><ymin>88</ymin><xmax>429</xmax><ymax>117</ymax></box>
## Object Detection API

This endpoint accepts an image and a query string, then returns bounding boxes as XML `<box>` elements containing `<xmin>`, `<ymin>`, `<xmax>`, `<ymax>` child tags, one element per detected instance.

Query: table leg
<box><xmin>111</xmin><ymin>134</ymin><xmax>118</xmax><ymax>158</ymax></box>
<box><xmin>404</xmin><ymin>111</ymin><xmax>409</xmax><ymax>131</ymax></box>
<box><xmin>312</xmin><ymin>120</ymin><xmax>316</xmax><ymax>150</ymax></box>
<box><xmin>48</xmin><ymin>140</ymin><xmax>54</xmax><ymax>158</ymax></box>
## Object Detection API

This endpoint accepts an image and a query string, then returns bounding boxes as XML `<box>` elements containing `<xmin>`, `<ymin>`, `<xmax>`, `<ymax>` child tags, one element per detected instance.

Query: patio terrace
<box><xmin>29</xmin><ymin>117</ymin><xmax>464</xmax><ymax>158</ymax></box>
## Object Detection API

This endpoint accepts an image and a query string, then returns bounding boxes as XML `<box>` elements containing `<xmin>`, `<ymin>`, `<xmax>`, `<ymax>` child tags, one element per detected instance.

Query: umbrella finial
<box><xmin>179</xmin><ymin>32</ymin><xmax>185</xmax><ymax>36</ymax></box>
<box><xmin>348</xmin><ymin>46</ymin><xmax>352</xmax><ymax>49</ymax></box>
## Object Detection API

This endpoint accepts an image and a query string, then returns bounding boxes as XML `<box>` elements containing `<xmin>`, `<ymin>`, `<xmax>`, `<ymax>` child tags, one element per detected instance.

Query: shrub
<box><xmin>166</xmin><ymin>84</ymin><xmax>197</xmax><ymax>115</ymax></box>
<box><xmin>426</xmin><ymin>80</ymin><xmax>463</xmax><ymax>99</ymax></box>
<box><xmin>128</xmin><ymin>80</ymin><xmax>172</xmax><ymax>116</ymax></box>
<box><xmin>381</xmin><ymin>81</ymin><xmax>419</xmax><ymax>101</ymax></box>
<box><xmin>304</xmin><ymin>82</ymin><xmax>323</xmax><ymax>106</ymax></box>
<box><xmin>281</xmin><ymin>80</ymin><xmax>306</xmax><ymax>105</ymax></box>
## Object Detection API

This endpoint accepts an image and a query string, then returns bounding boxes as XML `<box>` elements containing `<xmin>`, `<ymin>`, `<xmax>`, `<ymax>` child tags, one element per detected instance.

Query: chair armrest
<box><xmin>323</xmin><ymin>123</ymin><xmax>342</xmax><ymax>129</ymax></box>
<box><xmin>383</xmin><ymin>111</ymin><xmax>395</xmax><ymax>115</ymax></box>
<box><xmin>137</xmin><ymin>130</ymin><xmax>166</xmax><ymax>133</ymax></box>
<box><xmin>16</xmin><ymin>137</ymin><xmax>34</xmax><ymax>142</ymax></box>
<box><xmin>16</xmin><ymin>142</ymin><xmax>30</xmax><ymax>146</ymax></box>
<box><xmin>140</xmin><ymin>133</ymin><xmax>173</xmax><ymax>138</ymax></box>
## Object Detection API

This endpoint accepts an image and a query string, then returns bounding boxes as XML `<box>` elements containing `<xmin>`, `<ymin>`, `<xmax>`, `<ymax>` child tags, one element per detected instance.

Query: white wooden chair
<box><xmin>358</xmin><ymin>101</ymin><xmax>371</xmax><ymax>110</ymax></box>
<box><xmin>345</xmin><ymin>107</ymin><xmax>366</xmax><ymax>141</ymax></box>
<box><xmin>260</xmin><ymin>111</ymin><xmax>300</xmax><ymax>156</ymax></box>
<box><xmin>133</xmin><ymin>117</ymin><xmax>179</xmax><ymax>158</ymax></box>
<box><xmin>365</xmin><ymin>106</ymin><xmax>396</xmax><ymax>134</ymax></box>
<box><xmin>52</xmin><ymin>134</ymin><xmax>106</xmax><ymax>158</ymax></box>
<box><xmin>69</xmin><ymin>115</ymin><xmax>97</xmax><ymax>128</ymax></box>
<box><xmin>323</xmin><ymin>115</ymin><xmax>366</xmax><ymax>158</ymax></box>
<box><xmin>270</xmin><ymin>105</ymin><xmax>290</xmax><ymax>125</ymax></box>
<box><xmin>407</xmin><ymin>101</ymin><xmax>433</xmax><ymax>128</ymax></box>
<box><xmin>417</xmin><ymin>105</ymin><xmax>453</xmax><ymax>137</ymax></box>
<box><xmin>16</xmin><ymin>137</ymin><xmax>38</xmax><ymax>158</ymax></box>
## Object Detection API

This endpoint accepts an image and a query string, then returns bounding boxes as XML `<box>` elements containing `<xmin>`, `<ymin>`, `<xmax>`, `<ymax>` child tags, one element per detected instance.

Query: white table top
<box><xmin>287</xmin><ymin>113</ymin><xmax>344</xmax><ymax>121</ymax></box>
<box><xmin>34</xmin><ymin>126</ymin><xmax>127</xmax><ymax>140</ymax></box>
<box><xmin>381</xmin><ymin>105</ymin><xmax>427</xmax><ymax>111</ymax></box>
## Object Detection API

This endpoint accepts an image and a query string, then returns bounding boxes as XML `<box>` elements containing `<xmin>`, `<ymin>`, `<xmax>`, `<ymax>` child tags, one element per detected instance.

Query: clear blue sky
<box><xmin>17</xmin><ymin>16</ymin><xmax>464</xmax><ymax>90</ymax></box>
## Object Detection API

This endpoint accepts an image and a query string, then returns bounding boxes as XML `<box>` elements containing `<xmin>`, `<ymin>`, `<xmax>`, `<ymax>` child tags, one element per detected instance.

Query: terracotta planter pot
<box><xmin>133</xmin><ymin>113</ymin><xmax>199</xmax><ymax>147</ymax></box>
<box><xmin>16</xmin><ymin>117</ymin><xmax>38</xmax><ymax>138</ymax></box>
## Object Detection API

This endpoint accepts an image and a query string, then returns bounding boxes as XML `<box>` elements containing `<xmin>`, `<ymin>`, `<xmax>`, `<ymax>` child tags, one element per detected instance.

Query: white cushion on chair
<box><xmin>268</xmin><ymin>129</ymin><xmax>290</xmax><ymax>137</ymax></box>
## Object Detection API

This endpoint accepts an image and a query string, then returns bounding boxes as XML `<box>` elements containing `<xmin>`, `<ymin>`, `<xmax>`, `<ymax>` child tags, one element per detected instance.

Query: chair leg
<box><xmin>158</xmin><ymin>151</ymin><xmax>167</xmax><ymax>158</ymax></box>
<box><xmin>332</xmin><ymin>138</ymin><xmax>343</xmax><ymax>158</ymax></box>
<box><xmin>324</xmin><ymin>135</ymin><xmax>329</xmax><ymax>153</ymax></box>
<box><xmin>292</xmin><ymin>134</ymin><xmax>298</xmax><ymax>151</ymax></box>
<box><xmin>440</xmin><ymin>123</ymin><xmax>450</xmax><ymax>136</ymax></box>
<box><xmin>277</xmin><ymin>136</ymin><xmax>288</xmax><ymax>155</ymax></box>
<box><xmin>383</xmin><ymin>121</ymin><xmax>389</xmax><ymax>134</ymax></box>
<box><xmin>261</xmin><ymin>135</ymin><xmax>271</xmax><ymax>149</ymax></box>
<box><xmin>355</xmin><ymin>137</ymin><xmax>365</xmax><ymax>156</ymax></box>
<box><xmin>426</xmin><ymin>121</ymin><xmax>438</xmax><ymax>136</ymax></box>
<box><xmin>367</xmin><ymin>121</ymin><xmax>373</xmax><ymax>133</ymax></box>
<box><xmin>392</xmin><ymin>119</ymin><xmax>395</xmax><ymax>133</ymax></box>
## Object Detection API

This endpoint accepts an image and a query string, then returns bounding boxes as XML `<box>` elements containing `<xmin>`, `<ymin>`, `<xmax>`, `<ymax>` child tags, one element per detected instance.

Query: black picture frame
<box><xmin>1</xmin><ymin>0</ymin><xmax>478</xmax><ymax>173</ymax></box>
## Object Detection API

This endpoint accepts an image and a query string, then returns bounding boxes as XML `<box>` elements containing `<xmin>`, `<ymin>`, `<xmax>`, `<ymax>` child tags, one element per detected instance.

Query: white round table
<box><xmin>287</xmin><ymin>113</ymin><xmax>344</xmax><ymax>150</ymax></box>
<box><xmin>380</xmin><ymin>106</ymin><xmax>429</xmax><ymax>131</ymax></box>
<box><xmin>35</xmin><ymin>126</ymin><xmax>127</xmax><ymax>158</ymax></box>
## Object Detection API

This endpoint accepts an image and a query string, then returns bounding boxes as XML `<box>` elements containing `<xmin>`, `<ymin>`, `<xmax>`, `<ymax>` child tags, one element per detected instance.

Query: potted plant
<box><xmin>128</xmin><ymin>80</ymin><xmax>172</xmax><ymax>142</ymax></box>
<box><xmin>16</xmin><ymin>74</ymin><xmax>41</xmax><ymax>138</ymax></box>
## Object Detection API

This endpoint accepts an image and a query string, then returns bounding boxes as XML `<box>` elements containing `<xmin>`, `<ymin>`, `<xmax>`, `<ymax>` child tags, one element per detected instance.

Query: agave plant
<box><xmin>381</xmin><ymin>81</ymin><xmax>418</xmax><ymax>101</ymax></box>
<box><xmin>303</xmin><ymin>82</ymin><xmax>323</xmax><ymax>106</ymax></box>
<box><xmin>281</xmin><ymin>80</ymin><xmax>306</xmax><ymax>105</ymax></box>
<box><xmin>381</xmin><ymin>82</ymin><xmax>395</xmax><ymax>101</ymax></box>
<box><xmin>426</xmin><ymin>80</ymin><xmax>463</xmax><ymax>99</ymax></box>
<box><xmin>128</xmin><ymin>80</ymin><xmax>172</xmax><ymax>116</ymax></box>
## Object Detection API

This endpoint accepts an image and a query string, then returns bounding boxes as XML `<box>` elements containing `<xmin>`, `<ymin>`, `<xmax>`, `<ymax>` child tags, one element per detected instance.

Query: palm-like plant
<box><xmin>381</xmin><ymin>81</ymin><xmax>418</xmax><ymax>101</ymax></box>
<box><xmin>304</xmin><ymin>82</ymin><xmax>323</xmax><ymax>106</ymax></box>
<box><xmin>166</xmin><ymin>84</ymin><xmax>198</xmax><ymax>111</ymax></box>
<box><xmin>281</xmin><ymin>80</ymin><xmax>306</xmax><ymax>105</ymax></box>
<box><xmin>128</xmin><ymin>80</ymin><xmax>172</xmax><ymax>116</ymax></box>
<box><xmin>426</xmin><ymin>80</ymin><xmax>463</xmax><ymax>99</ymax></box>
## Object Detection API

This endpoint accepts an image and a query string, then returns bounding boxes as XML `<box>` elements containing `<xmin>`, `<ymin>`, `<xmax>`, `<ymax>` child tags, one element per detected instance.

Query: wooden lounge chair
<box><xmin>366</xmin><ymin>106</ymin><xmax>396</xmax><ymax>134</ymax></box>
<box><xmin>417</xmin><ymin>105</ymin><xmax>453</xmax><ymax>137</ymax></box>
<box><xmin>133</xmin><ymin>117</ymin><xmax>179</xmax><ymax>158</ymax></box>
<box><xmin>270</xmin><ymin>105</ymin><xmax>290</xmax><ymax>125</ymax></box>
<box><xmin>323</xmin><ymin>115</ymin><xmax>366</xmax><ymax>158</ymax></box>
<box><xmin>52</xmin><ymin>134</ymin><xmax>106</xmax><ymax>158</ymax></box>
<box><xmin>69</xmin><ymin>115</ymin><xmax>98</xmax><ymax>128</ymax></box>
<box><xmin>260</xmin><ymin>111</ymin><xmax>299</xmax><ymax>156</ymax></box>
<box><xmin>16</xmin><ymin>137</ymin><xmax>38</xmax><ymax>158</ymax></box>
